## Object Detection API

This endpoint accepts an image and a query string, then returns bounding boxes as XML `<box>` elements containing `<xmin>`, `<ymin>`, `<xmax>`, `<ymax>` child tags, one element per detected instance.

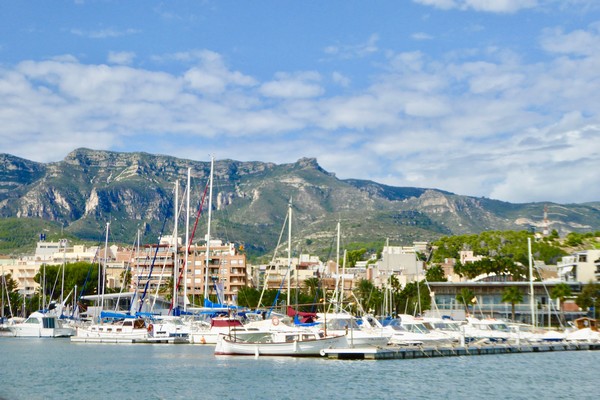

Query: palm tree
<box><xmin>456</xmin><ymin>288</ymin><xmax>475</xmax><ymax>316</ymax></box>
<box><xmin>551</xmin><ymin>282</ymin><xmax>572</xmax><ymax>325</ymax></box>
<box><xmin>501</xmin><ymin>286</ymin><xmax>523</xmax><ymax>322</ymax></box>
<box><xmin>303</xmin><ymin>277</ymin><xmax>320</xmax><ymax>298</ymax></box>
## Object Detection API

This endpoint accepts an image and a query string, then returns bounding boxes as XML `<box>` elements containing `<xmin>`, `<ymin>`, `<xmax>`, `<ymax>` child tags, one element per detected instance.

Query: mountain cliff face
<box><xmin>1</xmin><ymin>148</ymin><xmax>599</xmax><ymax>257</ymax></box>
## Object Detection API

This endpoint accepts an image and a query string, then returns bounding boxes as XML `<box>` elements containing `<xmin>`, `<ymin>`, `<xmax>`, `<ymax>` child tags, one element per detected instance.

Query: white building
<box><xmin>373</xmin><ymin>245</ymin><xmax>424</xmax><ymax>287</ymax></box>
<box><xmin>557</xmin><ymin>249</ymin><xmax>600</xmax><ymax>283</ymax></box>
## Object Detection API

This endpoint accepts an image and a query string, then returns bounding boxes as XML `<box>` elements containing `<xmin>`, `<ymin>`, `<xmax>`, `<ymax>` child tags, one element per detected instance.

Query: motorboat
<box><xmin>565</xmin><ymin>317</ymin><xmax>599</xmax><ymax>342</ymax></box>
<box><xmin>314</xmin><ymin>313</ymin><xmax>390</xmax><ymax>348</ymax></box>
<box><xmin>147</xmin><ymin>316</ymin><xmax>193</xmax><ymax>340</ymax></box>
<box><xmin>462</xmin><ymin>317</ymin><xmax>512</xmax><ymax>343</ymax></box>
<box><xmin>189</xmin><ymin>315</ymin><xmax>261</xmax><ymax>344</ymax></box>
<box><xmin>214</xmin><ymin>330</ymin><xmax>349</xmax><ymax>356</ymax></box>
<box><xmin>71</xmin><ymin>317</ymin><xmax>149</xmax><ymax>343</ymax></box>
<box><xmin>8</xmin><ymin>311</ymin><xmax>75</xmax><ymax>338</ymax></box>
<box><xmin>422</xmin><ymin>317</ymin><xmax>465</xmax><ymax>343</ymax></box>
<box><xmin>380</xmin><ymin>315</ymin><xmax>455</xmax><ymax>346</ymax></box>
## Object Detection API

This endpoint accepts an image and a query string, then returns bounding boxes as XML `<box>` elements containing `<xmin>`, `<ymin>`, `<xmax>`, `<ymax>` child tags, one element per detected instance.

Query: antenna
<box><xmin>542</xmin><ymin>205</ymin><xmax>549</xmax><ymax>236</ymax></box>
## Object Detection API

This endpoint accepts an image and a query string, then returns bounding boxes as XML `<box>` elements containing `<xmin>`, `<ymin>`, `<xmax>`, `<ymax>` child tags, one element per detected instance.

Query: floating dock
<box><xmin>321</xmin><ymin>342</ymin><xmax>600</xmax><ymax>360</ymax></box>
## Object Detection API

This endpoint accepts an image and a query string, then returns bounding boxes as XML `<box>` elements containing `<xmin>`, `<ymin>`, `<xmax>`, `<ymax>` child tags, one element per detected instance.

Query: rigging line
<box><xmin>151</xmin><ymin>237</ymin><xmax>174</xmax><ymax>312</ymax></box>
<box><xmin>213</xmin><ymin>171</ymin><xmax>232</xmax><ymax>245</ymax></box>
<box><xmin>268</xmin><ymin>267</ymin><xmax>290</xmax><ymax>318</ymax></box>
<box><xmin>72</xmin><ymin>244</ymin><xmax>101</xmax><ymax>319</ymax></box>
<box><xmin>169</xmin><ymin>178</ymin><xmax>209</xmax><ymax>313</ymax></box>
<box><xmin>534</xmin><ymin>265</ymin><xmax>565</xmax><ymax>329</ymax></box>
<box><xmin>49</xmin><ymin>262</ymin><xmax>61</xmax><ymax>304</ymax></box>
<box><xmin>138</xmin><ymin>196</ymin><xmax>173</xmax><ymax>314</ymax></box>
<box><xmin>257</xmin><ymin>210</ymin><xmax>289</xmax><ymax>309</ymax></box>
<box><xmin>114</xmin><ymin>233</ymin><xmax>140</xmax><ymax>312</ymax></box>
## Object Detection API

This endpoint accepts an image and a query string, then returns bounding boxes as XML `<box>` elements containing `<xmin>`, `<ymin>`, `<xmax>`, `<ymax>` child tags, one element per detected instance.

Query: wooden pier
<box><xmin>321</xmin><ymin>342</ymin><xmax>600</xmax><ymax>360</ymax></box>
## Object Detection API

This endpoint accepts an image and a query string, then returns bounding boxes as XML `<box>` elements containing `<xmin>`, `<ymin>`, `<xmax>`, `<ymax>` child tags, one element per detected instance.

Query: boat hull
<box><xmin>215</xmin><ymin>333</ymin><xmax>349</xmax><ymax>356</ymax></box>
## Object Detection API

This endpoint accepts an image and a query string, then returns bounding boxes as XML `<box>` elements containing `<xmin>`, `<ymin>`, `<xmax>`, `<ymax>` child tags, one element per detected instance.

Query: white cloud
<box><xmin>3</xmin><ymin>18</ymin><xmax>600</xmax><ymax>204</ymax></box>
<box><xmin>108</xmin><ymin>51</ymin><xmax>136</xmax><ymax>65</ymax></box>
<box><xmin>540</xmin><ymin>23</ymin><xmax>600</xmax><ymax>56</ymax></box>
<box><xmin>413</xmin><ymin>0</ymin><xmax>538</xmax><ymax>13</ymax></box>
<box><xmin>411</xmin><ymin>32</ymin><xmax>434</xmax><ymax>40</ymax></box>
<box><xmin>332</xmin><ymin>72</ymin><xmax>350</xmax><ymax>88</ymax></box>
<box><xmin>182</xmin><ymin>50</ymin><xmax>257</xmax><ymax>94</ymax></box>
<box><xmin>324</xmin><ymin>34</ymin><xmax>379</xmax><ymax>59</ymax></box>
<box><xmin>70</xmin><ymin>27</ymin><xmax>140</xmax><ymax>39</ymax></box>
<box><xmin>259</xmin><ymin>72</ymin><xmax>324</xmax><ymax>99</ymax></box>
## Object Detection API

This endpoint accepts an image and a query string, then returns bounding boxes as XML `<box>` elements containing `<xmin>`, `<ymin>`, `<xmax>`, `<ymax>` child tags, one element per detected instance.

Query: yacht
<box><xmin>8</xmin><ymin>311</ymin><xmax>75</xmax><ymax>338</ymax></box>
<box><xmin>313</xmin><ymin>312</ymin><xmax>390</xmax><ymax>348</ymax></box>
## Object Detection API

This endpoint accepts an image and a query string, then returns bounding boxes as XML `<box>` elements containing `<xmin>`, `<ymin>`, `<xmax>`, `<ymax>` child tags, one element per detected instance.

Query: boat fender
<box><xmin>272</xmin><ymin>316</ymin><xmax>279</xmax><ymax>326</ymax></box>
<box><xmin>147</xmin><ymin>324</ymin><xmax>153</xmax><ymax>334</ymax></box>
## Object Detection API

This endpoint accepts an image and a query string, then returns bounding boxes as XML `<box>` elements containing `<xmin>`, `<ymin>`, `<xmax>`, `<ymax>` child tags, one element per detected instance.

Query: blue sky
<box><xmin>1</xmin><ymin>0</ymin><xmax>599</xmax><ymax>204</ymax></box>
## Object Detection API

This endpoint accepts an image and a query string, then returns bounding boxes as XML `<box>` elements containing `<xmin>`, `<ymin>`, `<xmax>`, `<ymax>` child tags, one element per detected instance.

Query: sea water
<box><xmin>0</xmin><ymin>338</ymin><xmax>597</xmax><ymax>400</ymax></box>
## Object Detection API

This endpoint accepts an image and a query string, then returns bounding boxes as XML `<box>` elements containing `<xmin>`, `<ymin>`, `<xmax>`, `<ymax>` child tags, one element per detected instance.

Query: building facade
<box><xmin>557</xmin><ymin>249</ymin><xmax>600</xmax><ymax>283</ymax></box>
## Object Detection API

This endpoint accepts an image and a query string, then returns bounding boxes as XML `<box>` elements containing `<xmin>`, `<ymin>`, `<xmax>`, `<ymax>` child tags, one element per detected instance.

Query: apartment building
<box><xmin>557</xmin><ymin>249</ymin><xmax>600</xmax><ymax>283</ymax></box>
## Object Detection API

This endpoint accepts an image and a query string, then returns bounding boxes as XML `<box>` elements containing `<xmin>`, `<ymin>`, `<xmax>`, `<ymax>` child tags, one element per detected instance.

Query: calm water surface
<box><xmin>0</xmin><ymin>338</ymin><xmax>597</xmax><ymax>400</ymax></box>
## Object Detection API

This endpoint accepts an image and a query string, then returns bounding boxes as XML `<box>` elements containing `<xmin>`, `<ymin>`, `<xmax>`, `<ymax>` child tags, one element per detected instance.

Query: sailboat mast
<box><xmin>204</xmin><ymin>156</ymin><xmax>214</xmax><ymax>300</ymax></box>
<box><xmin>60</xmin><ymin>239</ymin><xmax>66</xmax><ymax>311</ymax></box>
<box><xmin>415</xmin><ymin>250</ymin><xmax>421</xmax><ymax>316</ymax></box>
<box><xmin>101</xmin><ymin>222</ymin><xmax>110</xmax><ymax>312</ymax></box>
<box><xmin>184</xmin><ymin>167</ymin><xmax>191</xmax><ymax>312</ymax></box>
<box><xmin>1</xmin><ymin>265</ymin><xmax>4</xmax><ymax>319</ymax></box>
<box><xmin>172</xmin><ymin>181</ymin><xmax>179</xmax><ymax>310</ymax></box>
<box><xmin>335</xmin><ymin>220</ymin><xmax>340</xmax><ymax>313</ymax></box>
<box><xmin>287</xmin><ymin>199</ymin><xmax>292</xmax><ymax>308</ymax></box>
<box><xmin>528</xmin><ymin>237</ymin><xmax>536</xmax><ymax>327</ymax></box>
<box><xmin>341</xmin><ymin>249</ymin><xmax>347</xmax><ymax>309</ymax></box>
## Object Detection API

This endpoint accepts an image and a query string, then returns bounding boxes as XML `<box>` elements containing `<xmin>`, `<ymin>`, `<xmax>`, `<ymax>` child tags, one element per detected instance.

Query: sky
<box><xmin>0</xmin><ymin>0</ymin><xmax>599</xmax><ymax>204</ymax></box>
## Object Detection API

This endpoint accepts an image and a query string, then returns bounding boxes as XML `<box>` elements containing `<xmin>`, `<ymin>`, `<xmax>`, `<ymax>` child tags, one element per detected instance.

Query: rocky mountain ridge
<box><xmin>1</xmin><ymin>148</ymin><xmax>599</xmax><ymax>258</ymax></box>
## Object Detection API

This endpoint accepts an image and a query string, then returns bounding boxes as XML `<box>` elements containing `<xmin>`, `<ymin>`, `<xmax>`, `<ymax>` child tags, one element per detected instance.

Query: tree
<box><xmin>456</xmin><ymin>288</ymin><xmax>476</xmax><ymax>316</ymax></box>
<box><xmin>425</xmin><ymin>265</ymin><xmax>447</xmax><ymax>282</ymax></box>
<box><xmin>575</xmin><ymin>282</ymin><xmax>600</xmax><ymax>319</ymax></box>
<box><xmin>551</xmin><ymin>283</ymin><xmax>572</xmax><ymax>325</ymax></box>
<box><xmin>236</xmin><ymin>286</ymin><xmax>261</xmax><ymax>308</ymax></box>
<box><xmin>353</xmin><ymin>279</ymin><xmax>382</xmax><ymax>315</ymax></box>
<box><xmin>396</xmin><ymin>281</ymin><xmax>431</xmax><ymax>316</ymax></box>
<box><xmin>501</xmin><ymin>286</ymin><xmax>523</xmax><ymax>321</ymax></box>
<box><xmin>1</xmin><ymin>273</ymin><xmax>20</xmax><ymax>318</ymax></box>
<box><xmin>303</xmin><ymin>277</ymin><xmax>321</xmax><ymax>298</ymax></box>
<box><xmin>346</xmin><ymin>249</ymin><xmax>366</xmax><ymax>268</ymax></box>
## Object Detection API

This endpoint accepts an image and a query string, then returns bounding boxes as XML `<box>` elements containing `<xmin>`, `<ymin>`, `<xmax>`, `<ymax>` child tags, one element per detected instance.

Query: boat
<box><xmin>189</xmin><ymin>315</ymin><xmax>260</xmax><ymax>344</ymax></box>
<box><xmin>71</xmin><ymin>317</ymin><xmax>150</xmax><ymax>343</ymax></box>
<box><xmin>461</xmin><ymin>317</ymin><xmax>513</xmax><ymax>343</ymax></box>
<box><xmin>8</xmin><ymin>311</ymin><xmax>76</xmax><ymax>338</ymax></box>
<box><xmin>374</xmin><ymin>315</ymin><xmax>455</xmax><ymax>346</ymax></box>
<box><xmin>313</xmin><ymin>312</ymin><xmax>391</xmax><ymax>347</ymax></box>
<box><xmin>150</xmin><ymin>316</ymin><xmax>193</xmax><ymax>338</ymax></box>
<box><xmin>505</xmin><ymin>322</ymin><xmax>566</xmax><ymax>343</ymax></box>
<box><xmin>565</xmin><ymin>317</ymin><xmax>599</xmax><ymax>343</ymax></box>
<box><xmin>214</xmin><ymin>330</ymin><xmax>349</xmax><ymax>356</ymax></box>
<box><xmin>422</xmin><ymin>316</ymin><xmax>465</xmax><ymax>343</ymax></box>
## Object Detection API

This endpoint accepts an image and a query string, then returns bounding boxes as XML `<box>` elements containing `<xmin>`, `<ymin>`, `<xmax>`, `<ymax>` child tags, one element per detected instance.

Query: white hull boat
<box><xmin>215</xmin><ymin>331</ymin><xmax>349</xmax><ymax>356</ymax></box>
<box><xmin>71</xmin><ymin>318</ymin><xmax>149</xmax><ymax>343</ymax></box>
<box><xmin>314</xmin><ymin>313</ymin><xmax>390</xmax><ymax>348</ymax></box>
<box><xmin>8</xmin><ymin>312</ymin><xmax>75</xmax><ymax>338</ymax></box>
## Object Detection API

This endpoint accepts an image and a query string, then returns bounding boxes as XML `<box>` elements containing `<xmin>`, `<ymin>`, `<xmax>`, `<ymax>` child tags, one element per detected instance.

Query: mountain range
<box><xmin>1</xmin><ymin>148</ymin><xmax>599</xmax><ymax>259</ymax></box>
